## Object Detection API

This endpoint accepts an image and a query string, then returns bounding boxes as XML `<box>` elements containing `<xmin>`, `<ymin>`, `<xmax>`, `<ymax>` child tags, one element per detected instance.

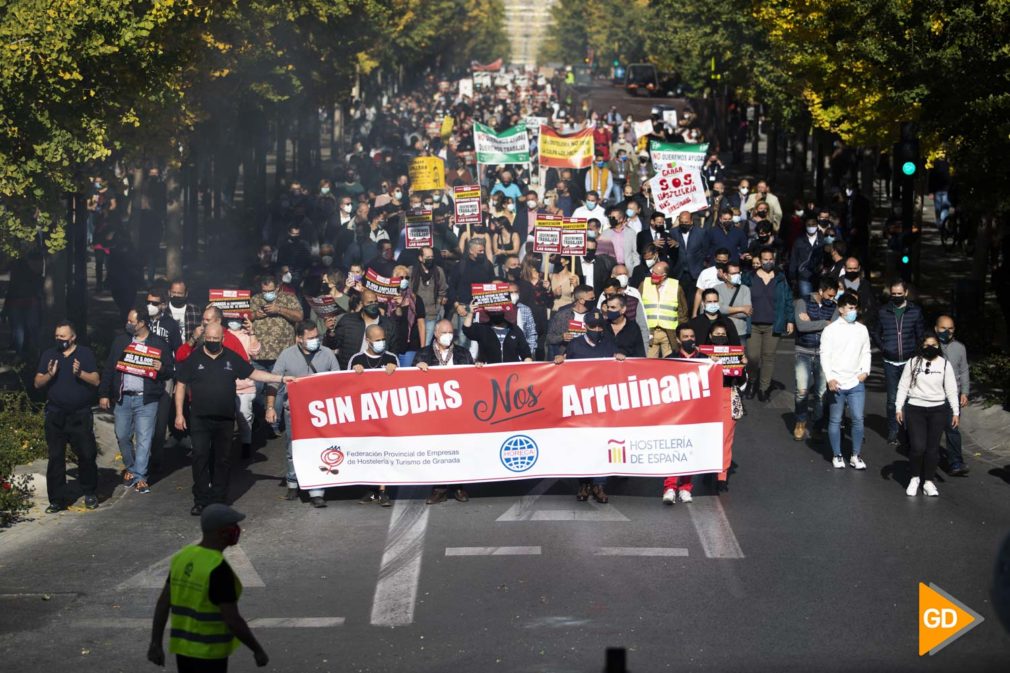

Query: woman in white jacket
<box><xmin>896</xmin><ymin>333</ymin><xmax>960</xmax><ymax>497</ymax></box>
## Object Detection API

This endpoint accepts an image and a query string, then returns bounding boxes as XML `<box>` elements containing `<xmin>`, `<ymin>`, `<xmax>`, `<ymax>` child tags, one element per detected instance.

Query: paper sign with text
<box><xmin>116</xmin><ymin>342</ymin><xmax>162</xmax><ymax>380</ymax></box>
<box><xmin>208</xmin><ymin>289</ymin><xmax>252</xmax><ymax>320</ymax></box>
<box><xmin>532</xmin><ymin>214</ymin><xmax>564</xmax><ymax>254</ymax></box>
<box><xmin>471</xmin><ymin>282</ymin><xmax>512</xmax><ymax>313</ymax></box>
<box><xmin>409</xmin><ymin>156</ymin><xmax>446</xmax><ymax>192</ymax></box>
<box><xmin>698</xmin><ymin>345</ymin><xmax>745</xmax><ymax>377</ymax></box>
<box><xmin>560</xmin><ymin>218</ymin><xmax>588</xmax><ymax>256</ymax></box>
<box><xmin>364</xmin><ymin>269</ymin><xmax>402</xmax><ymax>299</ymax></box>
<box><xmin>649</xmin><ymin>164</ymin><xmax>709</xmax><ymax>215</ymax></box>
<box><xmin>453</xmin><ymin>185</ymin><xmax>482</xmax><ymax>226</ymax></box>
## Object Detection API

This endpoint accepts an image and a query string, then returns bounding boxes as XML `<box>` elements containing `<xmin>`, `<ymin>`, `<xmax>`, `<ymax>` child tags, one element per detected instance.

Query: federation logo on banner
<box><xmin>500</xmin><ymin>435</ymin><xmax>539</xmax><ymax>472</ymax></box>
<box><xmin>319</xmin><ymin>446</ymin><xmax>345</xmax><ymax>474</ymax></box>
<box><xmin>607</xmin><ymin>439</ymin><xmax>627</xmax><ymax>464</ymax></box>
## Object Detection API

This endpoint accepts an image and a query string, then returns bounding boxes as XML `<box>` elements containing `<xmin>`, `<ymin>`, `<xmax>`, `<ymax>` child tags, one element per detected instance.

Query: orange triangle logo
<box><xmin>919</xmin><ymin>583</ymin><xmax>984</xmax><ymax>655</ymax></box>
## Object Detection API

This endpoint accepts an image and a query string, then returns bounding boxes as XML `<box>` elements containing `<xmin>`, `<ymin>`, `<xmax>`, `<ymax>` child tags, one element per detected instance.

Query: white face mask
<box><xmin>510</xmin><ymin>292</ymin><xmax>520</xmax><ymax>304</ymax></box>
<box><xmin>282</xmin><ymin>272</ymin><xmax>292</xmax><ymax>284</ymax></box>
<box><xmin>437</xmin><ymin>332</ymin><xmax>454</xmax><ymax>348</ymax></box>
<box><xmin>730</xmin><ymin>273</ymin><xmax>742</xmax><ymax>285</ymax></box>
<box><xmin>433</xmin><ymin>194</ymin><xmax>442</xmax><ymax>203</ymax></box>
<box><xmin>371</xmin><ymin>339</ymin><xmax>386</xmax><ymax>354</ymax></box>
<box><xmin>645</xmin><ymin>257</ymin><xmax>656</xmax><ymax>269</ymax></box>
<box><xmin>806</xmin><ymin>226</ymin><xmax>818</xmax><ymax>235</ymax></box>
<box><xmin>342</xmin><ymin>204</ymin><xmax>353</xmax><ymax>214</ymax></box>
<box><xmin>615</xmin><ymin>274</ymin><xmax>629</xmax><ymax>288</ymax></box>
<box><xmin>320</xmin><ymin>187</ymin><xmax>331</xmax><ymax>195</ymax></box>
<box><xmin>147</xmin><ymin>304</ymin><xmax>160</xmax><ymax>317</ymax></box>
<box><xmin>304</xmin><ymin>337</ymin><xmax>320</xmax><ymax>352</ymax></box>
<box><xmin>506</xmin><ymin>202</ymin><xmax>515</xmax><ymax>212</ymax></box>
<box><xmin>705</xmin><ymin>302</ymin><xmax>721</xmax><ymax>314</ymax></box>
<box><xmin>227</xmin><ymin>320</ymin><xmax>242</xmax><ymax>331</ymax></box>
<box><xmin>393</xmin><ymin>190</ymin><xmax>403</xmax><ymax>200</ymax></box>
<box><xmin>527</xmin><ymin>200</ymin><xmax>537</xmax><ymax>209</ymax></box>
<box><xmin>739</xmin><ymin>187</ymin><xmax>749</xmax><ymax>195</ymax></box>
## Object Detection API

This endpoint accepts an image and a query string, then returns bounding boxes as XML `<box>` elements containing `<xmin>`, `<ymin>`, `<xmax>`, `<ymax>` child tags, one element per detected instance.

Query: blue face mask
<box><xmin>586</xmin><ymin>201</ymin><xmax>597</xmax><ymax>210</ymax></box>
<box><xmin>597</xmin><ymin>161</ymin><xmax>606</xmax><ymax>168</ymax></box>
<box><xmin>823</xmin><ymin>235</ymin><xmax>835</xmax><ymax>245</ymax></box>
<box><xmin>625</xmin><ymin>208</ymin><xmax>635</xmax><ymax>218</ymax></box>
<box><xmin>843</xmin><ymin>309</ymin><xmax>858</xmax><ymax>323</ymax></box>
<box><xmin>263</xmin><ymin>291</ymin><xmax>277</xmax><ymax>303</ymax></box>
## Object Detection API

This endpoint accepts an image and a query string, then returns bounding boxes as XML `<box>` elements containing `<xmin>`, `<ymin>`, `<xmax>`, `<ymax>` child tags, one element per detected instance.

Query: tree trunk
<box><xmin>768</xmin><ymin>121</ymin><xmax>779</xmax><ymax>186</ymax></box>
<box><xmin>164</xmin><ymin>170</ymin><xmax>184</xmax><ymax>281</ymax></box>
<box><xmin>275</xmin><ymin>114</ymin><xmax>287</xmax><ymax>189</ymax></box>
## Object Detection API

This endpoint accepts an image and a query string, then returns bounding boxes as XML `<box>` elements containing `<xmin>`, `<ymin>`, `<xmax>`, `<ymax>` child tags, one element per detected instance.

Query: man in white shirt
<box><xmin>692</xmin><ymin>248</ymin><xmax>731</xmax><ymax>315</ymax></box>
<box><xmin>572</xmin><ymin>190</ymin><xmax>603</xmax><ymax>223</ymax></box>
<box><xmin>819</xmin><ymin>293</ymin><xmax>872</xmax><ymax>470</ymax></box>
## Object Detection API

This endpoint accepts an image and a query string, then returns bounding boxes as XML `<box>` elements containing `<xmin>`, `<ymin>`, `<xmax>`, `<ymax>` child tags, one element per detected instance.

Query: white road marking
<box><xmin>116</xmin><ymin>543</ymin><xmax>265</xmax><ymax>590</ymax></box>
<box><xmin>249</xmin><ymin>617</ymin><xmax>344</xmax><ymax>628</ymax></box>
<box><xmin>445</xmin><ymin>546</ymin><xmax>542</xmax><ymax>556</ymax></box>
<box><xmin>687</xmin><ymin>497</ymin><xmax>745</xmax><ymax>559</ymax></box>
<box><xmin>369</xmin><ymin>487</ymin><xmax>429</xmax><ymax>627</ymax></box>
<box><xmin>79</xmin><ymin>617</ymin><xmax>344</xmax><ymax>629</ymax></box>
<box><xmin>497</xmin><ymin>480</ymin><xmax>629</xmax><ymax>522</ymax></box>
<box><xmin>594</xmin><ymin>547</ymin><xmax>689</xmax><ymax>557</ymax></box>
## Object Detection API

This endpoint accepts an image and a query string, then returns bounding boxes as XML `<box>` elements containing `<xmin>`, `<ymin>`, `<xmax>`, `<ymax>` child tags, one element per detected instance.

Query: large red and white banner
<box><xmin>287</xmin><ymin>359</ymin><xmax>723</xmax><ymax>488</ymax></box>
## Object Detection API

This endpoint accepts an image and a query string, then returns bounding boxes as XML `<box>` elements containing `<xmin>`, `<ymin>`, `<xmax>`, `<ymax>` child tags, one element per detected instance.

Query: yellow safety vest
<box><xmin>641</xmin><ymin>278</ymin><xmax>681</xmax><ymax>330</ymax></box>
<box><xmin>590</xmin><ymin>166</ymin><xmax>610</xmax><ymax>195</ymax></box>
<box><xmin>169</xmin><ymin>545</ymin><xmax>243</xmax><ymax>660</ymax></box>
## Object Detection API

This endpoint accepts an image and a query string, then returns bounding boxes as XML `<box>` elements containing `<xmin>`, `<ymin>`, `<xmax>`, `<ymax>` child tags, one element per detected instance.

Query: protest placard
<box><xmin>698</xmin><ymin>345</ymin><xmax>746</xmax><ymax>377</ymax></box>
<box><xmin>532</xmin><ymin>214</ymin><xmax>563</xmax><ymax>254</ymax></box>
<box><xmin>440</xmin><ymin>115</ymin><xmax>454</xmax><ymax>139</ymax></box>
<box><xmin>538</xmin><ymin>126</ymin><xmax>594</xmax><ymax>169</ymax></box>
<box><xmin>405</xmin><ymin>212</ymin><xmax>434</xmax><ymax>249</ymax></box>
<box><xmin>364</xmin><ymin>269</ymin><xmax>402</xmax><ymax>299</ymax></box>
<box><xmin>633</xmin><ymin>119</ymin><xmax>656</xmax><ymax>140</ymax></box>
<box><xmin>649</xmin><ymin>163</ymin><xmax>709</xmax><ymax>215</ymax></box>
<box><xmin>474</xmin><ymin>122</ymin><xmax>530</xmax><ymax>164</ymax></box>
<box><xmin>307</xmin><ymin>294</ymin><xmax>341</xmax><ymax>318</ymax></box>
<box><xmin>288</xmin><ymin>359</ymin><xmax>723</xmax><ymax>487</ymax></box>
<box><xmin>649</xmin><ymin>141</ymin><xmax>708</xmax><ymax>169</ymax></box>
<box><xmin>560</xmin><ymin>218</ymin><xmax>588</xmax><ymax>256</ymax></box>
<box><xmin>208</xmin><ymin>289</ymin><xmax>252</xmax><ymax>320</ymax></box>
<box><xmin>453</xmin><ymin>185</ymin><xmax>482</xmax><ymax>226</ymax></box>
<box><xmin>662</xmin><ymin>109</ymin><xmax>678</xmax><ymax>129</ymax></box>
<box><xmin>408</xmin><ymin>156</ymin><xmax>445</xmax><ymax>191</ymax></box>
<box><xmin>459</xmin><ymin>78</ymin><xmax>473</xmax><ymax>98</ymax></box>
<box><xmin>567</xmin><ymin>319</ymin><xmax>586</xmax><ymax>336</ymax></box>
<box><xmin>471</xmin><ymin>282</ymin><xmax>512</xmax><ymax>313</ymax></box>
<box><xmin>116</xmin><ymin>342</ymin><xmax>162</xmax><ymax>380</ymax></box>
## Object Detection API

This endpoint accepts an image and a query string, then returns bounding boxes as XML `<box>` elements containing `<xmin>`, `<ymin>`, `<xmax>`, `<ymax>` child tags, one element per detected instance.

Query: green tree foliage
<box><xmin>541</xmin><ymin>0</ymin><xmax>650</xmax><ymax>66</ymax></box>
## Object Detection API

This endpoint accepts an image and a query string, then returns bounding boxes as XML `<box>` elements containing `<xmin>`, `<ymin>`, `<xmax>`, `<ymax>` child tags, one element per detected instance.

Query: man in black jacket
<box><xmin>871</xmin><ymin>280</ymin><xmax>925</xmax><ymax>446</ymax></box>
<box><xmin>449</xmin><ymin>239</ymin><xmax>495</xmax><ymax>346</ymax></box>
<box><xmin>413</xmin><ymin>319</ymin><xmax>477</xmax><ymax>505</ymax></box>
<box><xmin>325</xmin><ymin>288</ymin><xmax>398</xmax><ymax>370</ymax></box>
<box><xmin>99</xmin><ymin>304</ymin><xmax>175</xmax><ymax>494</ymax></box>
<box><xmin>462</xmin><ymin>301</ymin><xmax>532</xmax><ymax>364</ymax></box>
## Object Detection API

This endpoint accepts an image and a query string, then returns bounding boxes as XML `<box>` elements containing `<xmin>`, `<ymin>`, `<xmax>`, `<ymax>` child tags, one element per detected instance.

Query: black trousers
<box><xmin>906</xmin><ymin>404</ymin><xmax>948</xmax><ymax>481</ymax></box>
<box><xmin>44</xmin><ymin>407</ymin><xmax>98</xmax><ymax>505</ymax></box>
<box><xmin>679</xmin><ymin>272</ymin><xmax>698</xmax><ymax>317</ymax></box>
<box><xmin>190</xmin><ymin>415</ymin><xmax>234</xmax><ymax>506</ymax></box>
<box><xmin>150</xmin><ymin>388</ymin><xmax>173</xmax><ymax>469</ymax></box>
<box><xmin>176</xmin><ymin>654</ymin><xmax>228</xmax><ymax>672</ymax></box>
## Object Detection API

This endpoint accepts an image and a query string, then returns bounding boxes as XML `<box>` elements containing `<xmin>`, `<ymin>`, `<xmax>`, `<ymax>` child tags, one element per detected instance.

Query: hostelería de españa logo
<box><xmin>918</xmin><ymin>582</ymin><xmax>984</xmax><ymax>655</ymax></box>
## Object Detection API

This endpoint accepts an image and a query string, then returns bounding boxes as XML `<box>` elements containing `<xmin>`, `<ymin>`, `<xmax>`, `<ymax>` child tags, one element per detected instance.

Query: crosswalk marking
<box><xmin>116</xmin><ymin>544</ymin><xmax>265</xmax><ymax>590</ymax></box>
<box><xmin>78</xmin><ymin>617</ymin><xmax>344</xmax><ymax>629</ymax></box>
<box><xmin>594</xmin><ymin>547</ymin><xmax>689</xmax><ymax>557</ymax></box>
<box><xmin>445</xmin><ymin>546</ymin><xmax>541</xmax><ymax>556</ymax></box>
<box><xmin>687</xmin><ymin>497</ymin><xmax>745</xmax><ymax>558</ymax></box>
<box><xmin>369</xmin><ymin>488</ymin><xmax>429</xmax><ymax>627</ymax></box>
<box><xmin>497</xmin><ymin>480</ymin><xmax>629</xmax><ymax>522</ymax></box>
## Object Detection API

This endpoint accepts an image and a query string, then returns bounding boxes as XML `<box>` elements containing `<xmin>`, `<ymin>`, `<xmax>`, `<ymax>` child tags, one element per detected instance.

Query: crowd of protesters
<box><xmin>32</xmin><ymin>68</ymin><xmax>972</xmax><ymax>518</ymax></box>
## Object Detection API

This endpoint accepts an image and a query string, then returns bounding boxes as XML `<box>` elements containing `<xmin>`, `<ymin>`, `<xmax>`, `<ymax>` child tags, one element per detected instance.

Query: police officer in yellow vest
<box><xmin>149</xmin><ymin>504</ymin><xmax>268</xmax><ymax>672</ymax></box>
<box><xmin>639</xmin><ymin>260</ymin><xmax>688</xmax><ymax>358</ymax></box>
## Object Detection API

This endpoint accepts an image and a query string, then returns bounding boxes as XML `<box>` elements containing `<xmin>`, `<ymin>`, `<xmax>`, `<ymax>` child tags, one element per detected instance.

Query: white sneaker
<box><xmin>678</xmin><ymin>490</ymin><xmax>693</xmax><ymax>503</ymax></box>
<box><xmin>832</xmin><ymin>456</ymin><xmax>846</xmax><ymax>469</ymax></box>
<box><xmin>922</xmin><ymin>481</ymin><xmax>939</xmax><ymax>497</ymax></box>
<box><xmin>906</xmin><ymin>477</ymin><xmax>920</xmax><ymax>496</ymax></box>
<box><xmin>850</xmin><ymin>455</ymin><xmax>867</xmax><ymax>470</ymax></box>
<box><xmin>662</xmin><ymin>488</ymin><xmax>676</xmax><ymax>505</ymax></box>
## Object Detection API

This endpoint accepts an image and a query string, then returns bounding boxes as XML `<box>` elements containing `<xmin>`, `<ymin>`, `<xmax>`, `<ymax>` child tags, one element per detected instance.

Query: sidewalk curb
<box><xmin>962</xmin><ymin>403</ymin><xmax>1010</xmax><ymax>465</ymax></box>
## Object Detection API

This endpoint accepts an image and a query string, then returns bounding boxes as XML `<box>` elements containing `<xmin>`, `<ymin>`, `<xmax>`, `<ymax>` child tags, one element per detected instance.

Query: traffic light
<box><xmin>613</xmin><ymin>59</ymin><xmax>620</xmax><ymax>67</ymax></box>
<box><xmin>895</xmin><ymin>122</ymin><xmax>920</xmax><ymax>178</ymax></box>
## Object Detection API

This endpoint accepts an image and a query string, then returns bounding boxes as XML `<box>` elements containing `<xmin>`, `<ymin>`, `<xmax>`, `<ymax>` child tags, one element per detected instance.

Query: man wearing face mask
<box><xmin>585</xmin><ymin>151</ymin><xmax>618</xmax><ymax>205</ymax></box>
<box><xmin>465</xmin><ymin>299</ymin><xmax>533</xmax><ymax>363</ymax></box>
<box><xmin>35</xmin><ymin>320</ymin><xmax>101</xmax><ymax>512</ymax></box>
<box><xmin>744</xmin><ymin>180</ymin><xmax>783</xmax><ymax>229</ymax></box>
<box><xmin>168</xmin><ymin>279</ymin><xmax>203</xmax><ymax>344</ymax></box>
<box><xmin>725</xmin><ymin>179</ymin><xmax>750</xmax><ymax>221</ymax></box>
<box><xmin>705</xmin><ymin>210</ymin><xmax>748</xmax><ymax>268</ymax></box>
<box><xmin>603</xmin><ymin>294</ymin><xmax>646</xmax><ymax>357</ymax></box>
<box><xmin>99</xmin><ymin>304</ymin><xmax>174</xmax><ymax>494</ymax></box>
<box><xmin>792</xmin><ymin>278</ymin><xmax>839</xmax><ymax>441</ymax></box>
<box><xmin>514</xmin><ymin>190</ymin><xmax>541</xmax><ymax>246</ymax></box>
<box><xmin>935</xmin><ymin>315</ymin><xmax>971</xmax><ymax>476</ymax></box>
<box><xmin>249</xmin><ymin>275</ymin><xmax>301</xmax><ymax>371</ymax></box>
<box><xmin>574</xmin><ymin>239</ymin><xmax>615</xmax><ymax>293</ymax></box>
<box><xmin>820</xmin><ymin>293</ymin><xmax>872</xmax><ymax>470</ymax></box>
<box><xmin>546</xmin><ymin>284</ymin><xmax>594</xmax><ymax>359</ymax></box>
<box><xmin>554</xmin><ymin>309</ymin><xmax>625</xmax><ymax>504</ymax></box>
<box><xmin>266</xmin><ymin>321</ymin><xmax>339</xmax><ymax>508</ymax></box>
<box><xmin>505</xmin><ymin>280</ymin><xmax>538</xmax><ymax>357</ymax></box>
<box><xmin>148</xmin><ymin>504</ymin><xmax>269</xmax><ymax>671</ymax></box>
<box><xmin>741</xmin><ymin>248</ymin><xmax>795</xmax><ymax>401</ymax></box>
<box><xmin>601</xmin><ymin>206</ymin><xmax>640</xmax><ymax>272</ymax></box>
<box><xmin>669</xmin><ymin>210</ymin><xmax>706</xmax><ymax>315</ymax></box>
<box><xmin>329</xmin><ymin>289</ymin><xmax>398</xmax><ymax>370</ymax></box>
<box><xmin>638</xmin><ymin>211</ymin><xmax>672</xmax><ymax>263</ymax></box>
<box><xmin>661</xmin><ymin>324</ymin><xmax>711</xmax><ymax>504</ymax></box>
<box><xmin>276</xmin><ymin>223</ymin><xmax>312</xmax><ymax>284</ymax></box>
<box><xmin>348</xmin><ymin>325</ymin><xmax>399</xmax><ymax>502</ymax></box>
<box><xmin>414</xmin><ymin>320</ymin><xmax>477</xmax><ymax>505</ymax></box>
<box><xmin>366</xmin><ymin>239</ymin><xmax>398</xmax><ymax>278</ymax></box>
<box><xmin>572</xmin><ymin>190</ymin><xmax>602</xmax><ymax>222</ymax></box>
<box><xmin>639</xmin><ymin>260</ymin><xmax>689</xmax><ymax>358</ymax></box>
<box><xmin>688</xmin><ymin>287</ymin><xmax>742</xmax><ymax>346</ymax></box>
<box><xmin>554</xmin><ymin>180</ymin><xmax>575</xmax><ymax>217</ymax></box>
<box><xmin>175</xmin><ymin>324</ymin><xmax>291</xmax><ymax>515</ymax></box>
<box><xmin>449</xmin><ymin>239</ymin><xmax>495</xmax><ymax>344</ymax></box>
<box><xmin>692</xmin><ymin>249</ymin><xmax>731</xmax><ymax>315</ymax></box>
<box><xmin>623</xmin><ymin>199</ymin><xmax>645</xmax><ymax>235</ymax></box>
<box><xmin>411</xmin><ymin>247</ymin><xmax>447</xmax><ymax>346</ymax></box>
<box><xmin>871</xmin><ymin>280</ymin><xmax>925</xmax><ymax>447</ymax></box>
<box><xmin>788</xmin><ymin>217</ymin><xmax>824</xmax><ymax>298</ymax></box>
<box><xmin>836</xmin><ymin>256</ymin><xmax>878</xmax><ymax>327</ymax></box>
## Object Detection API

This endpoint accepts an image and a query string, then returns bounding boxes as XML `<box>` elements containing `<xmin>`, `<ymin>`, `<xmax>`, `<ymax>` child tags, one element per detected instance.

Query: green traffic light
<box><xmin>613</xmin><ymin>59</ymin><xmax>619</xmax><ymax>67</ymax></box>
<box><xmin>901</xmin><ymin>255</ymin><xmax>910</xmax><ymax>264</ymax></box>
<box><xmin>902</xmin><ymin>161</ymin><xmax>916</xmax><ymax>176</ymax></box>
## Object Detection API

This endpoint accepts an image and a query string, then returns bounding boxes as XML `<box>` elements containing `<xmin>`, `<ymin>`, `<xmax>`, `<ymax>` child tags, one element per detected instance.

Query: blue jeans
<box><xmin>883</xmin><ymin>362</ymin><xmax>904</xmax><ymax>441</ymax></box>
<box><xmin>252</xmin><ymin>360</ymin><xmax>282</xmax><ymax>433</ymax></box>
<box><xmin>933</xmin><ymin>190</ymin><xmax>950</xmax><ymax>227</ymax></box>
<box><xmin>827</xmin><ymin>382</ymin><xmax>865</xmax><ymax>457</ymax></box>
<box><xmin>399</xmin><ymin>351</ymin><xmax>417</xmax><ymax>368</ymax></box>
<box><xmin>797</xmin><ymin>279</ymin><xmax>814</xmax><ymax>299</ymax></box>
<box><xmin>424</xmin><ymin>318</ymin><xmax>437</xmax><ymax>347</ymax></box>
<box><xmin>115</xmin><ymin>394</ymin><xmax>159</xmax><ymax>483</ymax></box>
<box><xmin>284</xmin><ymin>407</ymin><xmax>322</xmax><ymax>496</ymax></box>
<box><xmin>794</xmin><ymin>352</ymin><xmax>826</xmax><ymax>423</ymax></box>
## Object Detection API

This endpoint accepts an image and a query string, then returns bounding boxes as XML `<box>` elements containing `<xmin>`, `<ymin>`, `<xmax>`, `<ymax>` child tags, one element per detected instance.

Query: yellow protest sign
<box><xmin>408</xmin><ymin>156</ymin><xmax>446</xmax><ymax>192</ymax></box>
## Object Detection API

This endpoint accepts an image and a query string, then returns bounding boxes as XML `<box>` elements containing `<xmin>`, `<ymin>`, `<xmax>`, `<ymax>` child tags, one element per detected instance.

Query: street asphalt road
<box><xmin>1</xmin><ymin>346</ymin><xmax>1009</xmax><ymax>673</ymax></box>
